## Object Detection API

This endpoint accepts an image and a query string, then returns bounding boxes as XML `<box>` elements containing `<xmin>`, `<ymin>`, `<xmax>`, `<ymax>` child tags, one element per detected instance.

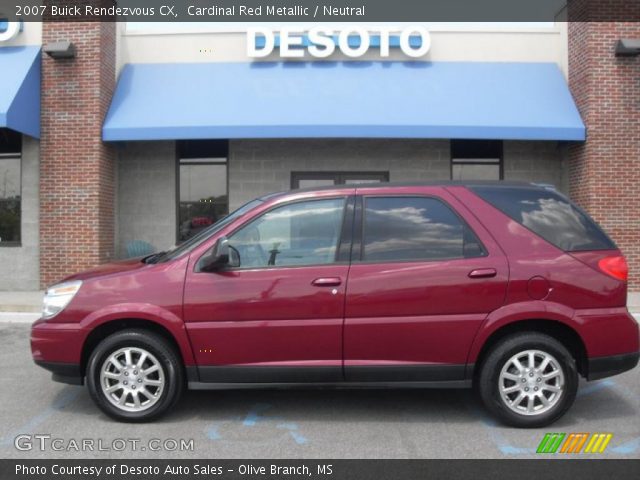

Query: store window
<box><xmin>178</xmin><ymin>140</ymin><xmax>228</xmax><ymax>242</ymax></box>
<box><xmin>291</xmin><ymin>172</ymin><xmax>389</xmax><ymax>189</ymax></box>
<box><xmin>451</xmin><ymin>140</ymin><xmax>502</xmax><ymax>181</ymax></box>
<box><xmin>0</xmin><ymin>129</ymin><xmax>21</xmax><ymax>246</ymax></box>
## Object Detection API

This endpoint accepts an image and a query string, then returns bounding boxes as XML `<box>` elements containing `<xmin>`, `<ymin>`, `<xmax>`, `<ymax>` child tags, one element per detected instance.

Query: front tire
<box><xmin>86</xmin><ymin>329</ymin><xmax>184</xmax><ymax>422</ymax></box>
<box><xmin>477</xmin><ymin>332</ymin><xmax>578</xmax><ymax>428</ymax></box>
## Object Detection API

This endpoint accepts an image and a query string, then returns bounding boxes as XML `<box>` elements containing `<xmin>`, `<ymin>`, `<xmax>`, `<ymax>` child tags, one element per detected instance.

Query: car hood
<box><xmin>57</xmin><ymin>258</ymin><xmax>149</xmax><ymax>284</ymax></box>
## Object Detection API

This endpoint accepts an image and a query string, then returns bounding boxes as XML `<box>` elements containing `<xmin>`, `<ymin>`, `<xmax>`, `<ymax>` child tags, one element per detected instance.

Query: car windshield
<box><xmin>151</xmin><ymin>199</ymin><xmax>263</xmax><ymax>263</ymax></box>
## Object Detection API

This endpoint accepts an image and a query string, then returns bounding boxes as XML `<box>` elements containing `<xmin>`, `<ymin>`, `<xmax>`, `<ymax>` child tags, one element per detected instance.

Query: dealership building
<box><xmin>0</xmin><ymin>17</ymin><xmax>638</xmax><ymax>299</ymax></box>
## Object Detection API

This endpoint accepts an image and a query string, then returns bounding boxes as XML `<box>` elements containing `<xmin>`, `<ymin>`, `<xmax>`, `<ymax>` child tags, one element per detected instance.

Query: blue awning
<box><xmin>103</xmin><ymin>61</ymin><xmax>585</xmax><ymax>142</ymax></box>
<box><xmin>0</xmin><ymin>46</ymin><xmax>40</xmax><ymax>138</ymax></box>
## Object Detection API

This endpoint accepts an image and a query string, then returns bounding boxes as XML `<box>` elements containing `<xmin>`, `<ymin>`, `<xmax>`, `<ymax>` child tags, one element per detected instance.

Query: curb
<box><xmin>0</xmin><ymin>312</ymin><xmax>41</xmax><ymax>324</ymax></box>
<box><xmin>0</xmin><ymin>306</ymin><xmax>41</xmax><ymax>313</ymax></box>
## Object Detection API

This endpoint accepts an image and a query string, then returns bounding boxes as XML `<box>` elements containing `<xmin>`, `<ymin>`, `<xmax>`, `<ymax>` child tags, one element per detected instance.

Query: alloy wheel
<box><xmin>99</xmin><ymin>347</ymin><xmax>165</xmax><ymax>412</ymax></box>
<box><xmin>498</xmin><ymin>349</ymin><xmax>565</xmax><ymax>416</ymax></box>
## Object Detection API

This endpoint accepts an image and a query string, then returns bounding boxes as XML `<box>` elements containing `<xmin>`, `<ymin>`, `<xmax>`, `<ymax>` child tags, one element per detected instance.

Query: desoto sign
<box><xmin>247</xmin><ymin>26</ymin><xmax>431</xmax><ymax>58</ymax></box>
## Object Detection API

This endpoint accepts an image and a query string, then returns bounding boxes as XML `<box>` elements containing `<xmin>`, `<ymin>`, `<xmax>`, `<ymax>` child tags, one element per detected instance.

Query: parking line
<box><xmin>242</xmin><ymin>403</ymin><xmax>273</xmax><ymax>426</ymax></box>
<box><xmin>0</xmin><ymin>387</ymin><xmax>80</xmax><ymax>447</ymax></box>
<box><xmin>203</xmin><ymin>408</ymin><xmax>308</xmax><ymax>446</ymax></box>
<box><xmin>611</xmin><ymin>436</ymin><xmax>640</xmax><ymax>454</ymax></box>
<box><xmin>577</xmin><ymin>379</ymin><xmax>615</xmax><ymax>397</ymax></box>
<box><xmin>206</xmin><ymin>425</ymin><xmax>222</xmax><ymax>440</ymax></box>
<box><xmin>277</xmin><ymin>423</ymin><xmax>308</xmax><ymax>445</ymax></box>
<box><xmin>466</xmin><ymin>401</ymin><xmax>535</xmax><ymax>455</ymax></box>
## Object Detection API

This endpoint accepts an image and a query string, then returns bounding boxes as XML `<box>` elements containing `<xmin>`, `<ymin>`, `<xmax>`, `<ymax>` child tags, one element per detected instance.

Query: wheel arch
<box><xmin>471</xmin><ymin>319</ymin><xmax>588</xmax><ymax>381</ymax></box>
<box><xmin>80</xmin><ymin>318</ymin><xmax>191</xmax><ymax>377</ymax></box>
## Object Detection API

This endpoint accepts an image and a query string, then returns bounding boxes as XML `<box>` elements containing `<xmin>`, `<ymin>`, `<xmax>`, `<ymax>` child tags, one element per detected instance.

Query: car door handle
<box><xmin>468</xmin><ymin>268</ymin><xmax>497</xmax><ymax>279</ymax></box>
<box><xmin>311</xmin><ymin>277</ymin><xmax>342</xmax><ymax>287</ymax></box>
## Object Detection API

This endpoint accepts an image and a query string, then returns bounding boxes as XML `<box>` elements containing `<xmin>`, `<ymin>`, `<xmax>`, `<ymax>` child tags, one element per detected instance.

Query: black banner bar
<box><xmin>1</xmin><ymin>459</ymin><xmax>640</xmax><ymax>480</ymax></box>
<box><xmin>0</xmin><ymin>0</ymin><xmax>639</xmax><ymax>22</ymax></box>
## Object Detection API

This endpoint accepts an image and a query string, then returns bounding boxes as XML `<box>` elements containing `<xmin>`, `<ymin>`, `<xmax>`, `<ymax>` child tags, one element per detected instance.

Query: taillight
<box><xmin>598</xmin><ymin>256</ymin><xmax>628</xmax><ymax>282</ymax></box>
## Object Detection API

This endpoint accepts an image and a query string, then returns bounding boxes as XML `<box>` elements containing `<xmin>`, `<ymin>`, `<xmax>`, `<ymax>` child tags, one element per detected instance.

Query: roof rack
<box><xmin>281</xmin><ymin>180</ymin><xmax>541</xmax><ymax>195</ymax></box>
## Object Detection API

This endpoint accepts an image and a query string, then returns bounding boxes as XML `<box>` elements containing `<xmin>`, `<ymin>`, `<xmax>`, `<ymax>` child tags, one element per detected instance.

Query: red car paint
<box><xmin>31</xmin><ymin>183</ymin><xmax>639</xmax><ymax>387</ymax></box>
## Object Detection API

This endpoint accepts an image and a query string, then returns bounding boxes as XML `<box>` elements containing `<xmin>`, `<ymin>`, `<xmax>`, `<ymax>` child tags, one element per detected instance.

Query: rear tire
<box><xmin>477</xmin><ymin>332</ymin><xmax>578</xmax><ymax>428</ymax></box>
<box><xmin>86</xmin><ymin>329</ymin><xmax>184</xmax><ymax>422</ymax></box>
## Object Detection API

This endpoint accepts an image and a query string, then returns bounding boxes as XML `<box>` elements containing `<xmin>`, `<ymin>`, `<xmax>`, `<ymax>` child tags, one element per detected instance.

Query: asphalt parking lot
<box><xmin>1</xmin><ymin>322</ymin><xmax>639</xmax><ymax>460</ymax></box>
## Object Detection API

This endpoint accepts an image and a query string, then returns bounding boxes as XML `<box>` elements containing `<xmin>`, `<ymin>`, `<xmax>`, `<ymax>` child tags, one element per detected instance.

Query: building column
<box><xmin>40</xmin><ymin>22</ymin><xmax>117</xmax><ymax>287</ymax></box>
<box><xmin>567</xmin><ymin>11</ymin><xmax>640</xmax><ymax>291</ymax></box>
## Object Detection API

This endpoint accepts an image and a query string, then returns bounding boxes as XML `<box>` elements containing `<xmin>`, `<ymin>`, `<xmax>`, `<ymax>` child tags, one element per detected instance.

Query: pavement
<box><xmin>0</xmin><ymin>321</ymin><xmax>638</xmax><ymax>460</ymax></box>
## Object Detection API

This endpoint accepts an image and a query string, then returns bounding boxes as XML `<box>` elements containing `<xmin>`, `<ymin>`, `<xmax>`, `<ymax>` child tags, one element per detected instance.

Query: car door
<box><xmin>344</xmin><ymin>187</ymin><xmax>508</xmax><ymax>382</ymax></box>
<box><xmin>183</xmin><ymin>194</ymin><xmax>354</xmax><ymax>383</ymax></box>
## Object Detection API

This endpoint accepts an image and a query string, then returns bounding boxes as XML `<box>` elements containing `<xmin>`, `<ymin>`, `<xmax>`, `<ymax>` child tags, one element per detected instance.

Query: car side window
<box><xmin>228</xmin><ymin>198</ymin><xmax>346</xmax><ymax>268</ymax></box>
<box><xmin>362</xmin><ymin>196</ymin><xmax>485</xmax><ymax>262</ymax></box>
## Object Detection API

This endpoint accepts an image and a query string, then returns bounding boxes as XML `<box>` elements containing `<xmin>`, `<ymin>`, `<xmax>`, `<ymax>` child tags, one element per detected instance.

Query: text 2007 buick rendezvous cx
<box><xmin>31</xmin><ymin>182</ymin><xmax>639</xmax><ymax>427</ymax></box>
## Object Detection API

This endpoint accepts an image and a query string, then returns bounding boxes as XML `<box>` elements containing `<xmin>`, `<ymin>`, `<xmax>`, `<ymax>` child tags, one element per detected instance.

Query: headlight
<box><xmin>42</xmin><ymin>280</ymin><xmax>83</xmax><ymax>319</ymax></box>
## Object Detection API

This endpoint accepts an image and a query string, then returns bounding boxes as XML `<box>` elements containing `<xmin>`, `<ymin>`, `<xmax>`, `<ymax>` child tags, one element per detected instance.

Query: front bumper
<box><xmin>587</xmin><ymin>351</ymin><xmax>640</xmax><ymax>381</ymax></box>
<box><xmin>31</xmin><ymin>318</ymin><xmax>86</xmax><ymax>385</ymax></box>
<box><xmin>34</xmin><ymin>360</ymin><xmax>83</xmax><ymax>385</ymax></box>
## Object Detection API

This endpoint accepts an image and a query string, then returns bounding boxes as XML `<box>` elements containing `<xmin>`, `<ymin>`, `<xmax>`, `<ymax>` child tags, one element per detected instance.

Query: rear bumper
<box><xmin>576</xmin><ymin>307</ymin><xmax>639</xmax><ymax>380</ymax></box>
<box><xmin>587</xmin><ymin>352</ymin><xmax>640</xmax><ymax>381</ymax></box>
<box><xmin>34</xmin><ymin>360</ymin><xmax>83</xmax><ymax>385</ymax></box>
<box><xmin>575</xmin><ymin>307</ymin><xmax>639</xmax><ymax>356</ymax></box>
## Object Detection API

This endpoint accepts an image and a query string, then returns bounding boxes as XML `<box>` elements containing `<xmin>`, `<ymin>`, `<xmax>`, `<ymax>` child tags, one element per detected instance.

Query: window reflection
<box><xmin>521</xmin><ymin>197</ymin><xmax>603</xmax><ymax>251</ymax></box>
<box><xmin>179</xmin><ymin>160</ymin><xmax>228</xmax><ymax>242</ymax></box>
<box><xmin>0</xmin><ymin>129</ymin><xmax>21</xmax><ymax>245</ymax></box>
<box><xmin>472</xmin><ymin>186</ymin><xmax>615</xmax><ymax>251</ymax></box>
<box><xmin>363</xmin><ymin>197</ymin><xmax>484</xmax><ymax>261</ymax></box>
<box><xmin>229</xmin><ymin>198</ymin><xmax>345</xmax><ymax>268</ymax></box>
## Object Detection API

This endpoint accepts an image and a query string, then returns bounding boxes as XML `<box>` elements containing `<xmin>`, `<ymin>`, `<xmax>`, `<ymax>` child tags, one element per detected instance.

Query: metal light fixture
<box><xmin>43</xmin><ymin>41</ymin><xmax>76</xmax><ymax>59</ymax></box>
<box><xmin>615</xmin><ymin>39</ymin><xmax>640</xmax><ymax>57</ymax></box>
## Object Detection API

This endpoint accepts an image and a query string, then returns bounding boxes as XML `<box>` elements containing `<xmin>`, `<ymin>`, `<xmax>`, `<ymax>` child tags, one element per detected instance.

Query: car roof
<box><xmin>261</xmin><ymin>180</ymin><xmax>555</xmax><ymax>199</ymax></box>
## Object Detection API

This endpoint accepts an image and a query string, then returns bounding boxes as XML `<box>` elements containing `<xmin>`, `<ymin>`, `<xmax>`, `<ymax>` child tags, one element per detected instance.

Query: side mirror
<box><xmin>228</xmin><ymin>245</ymin><xmax>241</xmax><ymax>268</ymax></box>
<box><xmin>198</xmin><ymin>237</ymin><xmax>230</xmax><ymax>272</ymax></box>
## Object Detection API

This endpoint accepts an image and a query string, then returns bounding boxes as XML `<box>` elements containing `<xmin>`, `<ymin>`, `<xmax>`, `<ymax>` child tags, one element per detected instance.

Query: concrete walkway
<box><xmin>0</xmin><ymin>291</ymin><xmax>43</xmax><ymax>323</ymax></box>
<box><xmin>0</xmin><ymin>291</ymin><xmax>43</xmax><ymax>313</ymax></box>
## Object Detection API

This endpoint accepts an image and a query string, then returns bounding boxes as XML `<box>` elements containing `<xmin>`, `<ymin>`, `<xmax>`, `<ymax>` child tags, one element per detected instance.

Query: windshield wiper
<box><xmin>142</xmin><ymin>251</ymin><xmax>166</xmax><ymax>264</ymax></box>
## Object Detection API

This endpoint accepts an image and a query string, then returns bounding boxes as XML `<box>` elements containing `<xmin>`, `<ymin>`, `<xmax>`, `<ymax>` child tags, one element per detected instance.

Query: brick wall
<box><xmin>567</xmin><ymin>17</ymin><xmax>640</xmax><ymax>290</ymax></box>
<box><xmin>40</xmin><ymin>22</ymin><xmax>116</xmax><ymax>287</ymax></box>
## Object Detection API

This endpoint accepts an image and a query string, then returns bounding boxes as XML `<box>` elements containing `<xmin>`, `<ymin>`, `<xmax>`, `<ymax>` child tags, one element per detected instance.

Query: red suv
<box><xmin>31</xmin><ymin>182</ymin><xmax>639</xmax><ymax>427</ymax></box>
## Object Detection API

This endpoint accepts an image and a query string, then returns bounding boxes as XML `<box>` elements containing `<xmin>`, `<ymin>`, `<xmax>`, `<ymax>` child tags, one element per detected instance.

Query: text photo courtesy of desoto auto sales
<box><xmin>0</xmin><ymin>1</ymin><xmax>639</xmax><ymax>479</ymax></box>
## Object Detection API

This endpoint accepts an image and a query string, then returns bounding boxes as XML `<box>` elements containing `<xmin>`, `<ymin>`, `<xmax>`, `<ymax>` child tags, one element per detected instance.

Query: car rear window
<box><xmin>470</xmin><ymin>186</ymin><xmax>616</xmax><ymax>252</ymax></box>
